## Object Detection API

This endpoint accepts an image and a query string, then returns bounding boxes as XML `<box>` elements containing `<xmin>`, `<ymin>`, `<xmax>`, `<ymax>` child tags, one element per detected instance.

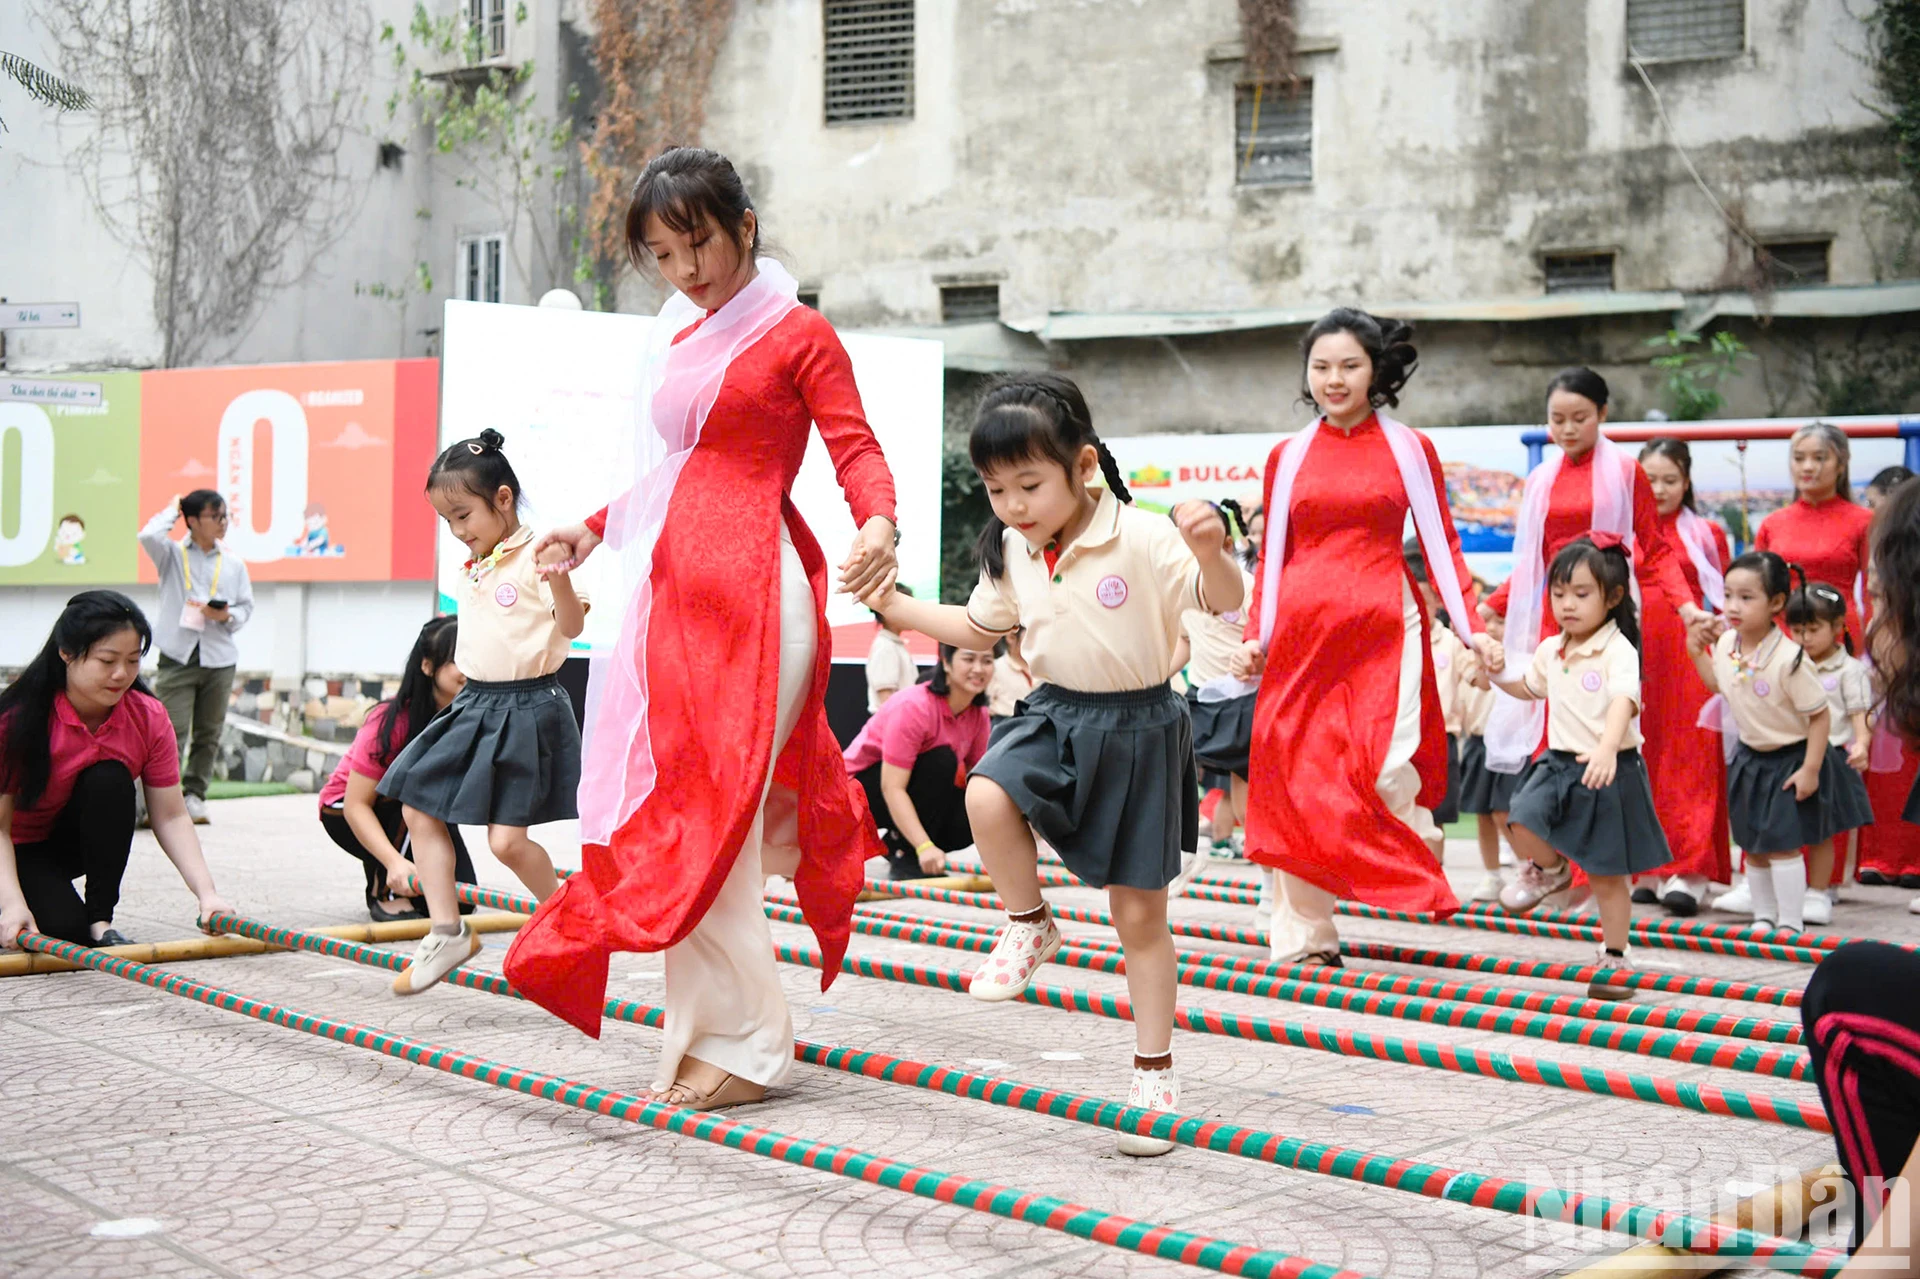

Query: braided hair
<box><xmin>969</xmin><ymin>374</ymin><xmax>1131</xmax><ymax>579</ymax></box>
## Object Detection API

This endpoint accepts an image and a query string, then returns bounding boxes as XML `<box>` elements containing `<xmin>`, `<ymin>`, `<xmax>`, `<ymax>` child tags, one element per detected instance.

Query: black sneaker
<box><xmin>368</xmin><ymin>896</ymin><xmax>430</xmax><ymax>924</ymax></box>
<box><xmin>1858</xmin><ymin>869</ymin><xmax>1890</xmax><ymax>887</ymax></box>
<box><xmin>1630</xmin><ymin>885</ymin><xmax>1657</xmax><ymax>905</ymax></box>
<box><xmin>1661</xmin><ymin>888</ymin><xmax>1701</xmax><ymax>917</ymax></box>
<box><xmin>92</xmin><ymin>929</ymin><xmax>133</xmax><ymax>948</ymax></box>
<box><xmin>1899</xmin><ymin>875</ymin><xmax>1920</xmax><ymax>891</ymax></box>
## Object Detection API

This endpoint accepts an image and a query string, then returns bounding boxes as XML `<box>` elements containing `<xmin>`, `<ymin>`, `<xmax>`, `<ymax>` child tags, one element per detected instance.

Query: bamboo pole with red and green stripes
<box><xmin>853</xmin><ymin>878</ymin><xmax>1806</xmax><ymax>1008</ymax></box>
<box><xmin>21</xmin><ymin>927</ymin><xmax>1358</xmax><ymax>1279</ymax></box>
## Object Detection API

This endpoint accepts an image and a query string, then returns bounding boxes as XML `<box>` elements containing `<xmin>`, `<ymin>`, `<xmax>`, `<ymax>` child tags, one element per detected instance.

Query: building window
<box><xmin>1626</xmin><ymin>0</ymin><xmax>1744</xmax><ymax>62</ymax></box>
<box><xmin>796</xmin><ymin>289</ymin><xmax>821</xmax><ymax>311</ymax></box>
<box><xmin>1761</xmin><ymin>239</ymin><xmax>1831</xmax><ymax>287</ymax></box>
<box><xmin>459</xmin><ymin>234</ymin><xmax>504</xmax><ymax>303</ymax></box>
<box><xmin>1234</xmin><ymin>80</ymin><xmax>1312</xmax><ymax>187</ymax></box>
<box><xmin>824</xmin><ymin>0</ymin><xmax>914</xmax><ymax>125</ymax></box>
<box><xmin>466</xmin><ymin>0</ymin><xmax>506</xmax><ymax>60</ymax></box>
<box><xmin>940</xmin><ymin>283</ymin><xmax>999</xmax><ymax>324</ymax></box>
<box><xmin>1543</xmin><ymin>252</ymin><xmax>1616</xmax><ymax>294</ymax></box>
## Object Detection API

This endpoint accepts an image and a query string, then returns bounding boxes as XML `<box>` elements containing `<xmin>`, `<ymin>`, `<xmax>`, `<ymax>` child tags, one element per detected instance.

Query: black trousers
<box><xmin>14</xmin><ymin>761</ymin><xmax>137</xmax><ymax>944</ymax></box>
<box><xmin>855</xmin><ymin>747</ymin><xmax>972</xmax><ymax>880</ymax></box>
<box><xmin>320</xmin><ymin>797</ymin><xmax>475</xmax><ymax>913</ymax></box>
<box><xmin>1804</xmin><ymin>941</ymin><xmax>1920</xmax><ymax>1248</ymax></box>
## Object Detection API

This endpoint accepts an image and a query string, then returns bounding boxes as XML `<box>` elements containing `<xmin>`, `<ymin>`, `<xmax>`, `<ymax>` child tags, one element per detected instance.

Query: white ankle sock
<box><xmin>1771</xmin><ymin>858</ymin><xmax>1808</xmax><ymax>930</ymax></box>
<box><xmin>1746</xmin><ymin>862</ymin><xmax>1780</xmax><ymax>924</ymax></box>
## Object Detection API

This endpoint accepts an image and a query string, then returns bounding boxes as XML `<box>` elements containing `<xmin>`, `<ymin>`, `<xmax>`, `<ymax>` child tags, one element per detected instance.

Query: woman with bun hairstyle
<box><xmin>504</xmin><ymin>148</ymin><xmax>899</xmax><ymax>1112</ymax></box>
<box><xmin>1481</xmin><ymin>369</ymin><xmax>1715</xmax><ymax>914</ymax></box>
<box><xmin>1232</xmin><ymin>309</ymin><xmax>1495</xmax><ymax>966</ymax></box>
<box><xmin>1631</xmin><ymin>437</ymin><xmax>1732</xmax><ymax>915</ymax></box>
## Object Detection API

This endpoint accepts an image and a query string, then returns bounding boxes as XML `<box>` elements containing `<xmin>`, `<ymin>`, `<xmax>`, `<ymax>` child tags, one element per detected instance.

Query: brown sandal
<box><xmin>645</xmin><ymin>1072</ymin><xmax>768</xmax><ymax>1111</ymax></box>
<box><xmin>1300</xmin><ymin>951</ymin><xmax>1344</xmax><ymax>969</ymax></box>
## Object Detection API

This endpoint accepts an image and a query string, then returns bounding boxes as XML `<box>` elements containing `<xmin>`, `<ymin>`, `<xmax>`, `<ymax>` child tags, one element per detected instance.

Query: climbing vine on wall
<box><xmin>1870</xmin><ymin>0</ymin><xmax>1920</xmax><ymax>201</ymax></box>
<box><xmin>581</xmin><ymin>0</ymin><xmax>735</xmax><ymax>296</ymax></box>
<box><xmin>1238</xmin><ymin>0</ymin><xmax>1298</xmax><ymax>89</ymax></box>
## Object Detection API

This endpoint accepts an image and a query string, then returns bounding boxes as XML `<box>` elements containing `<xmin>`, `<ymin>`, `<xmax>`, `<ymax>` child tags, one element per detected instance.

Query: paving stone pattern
<box><xmin>0</xmin><ymin>795</ymin><xmax>1892</xmax><ymax>1277</ymax></box>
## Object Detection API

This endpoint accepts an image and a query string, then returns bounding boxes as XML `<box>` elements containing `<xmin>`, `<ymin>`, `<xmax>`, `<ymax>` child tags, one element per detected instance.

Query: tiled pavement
<box><xmin>1</xmin><ymin>795</ymin><xmax>1896</xmax><ymax>1277</ymax></box>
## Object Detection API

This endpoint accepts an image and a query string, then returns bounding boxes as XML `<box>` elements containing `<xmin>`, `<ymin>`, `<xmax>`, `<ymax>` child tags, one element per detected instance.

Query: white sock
<box><xmin>1746</xmin><ymin>862</ymin><xmax>1780</xmax><ymax>924</ymax></box>
<box><xmin>1771</xmin><ymin>858</ymin><xmax>1808</xmax><ymax>930</ymax></box>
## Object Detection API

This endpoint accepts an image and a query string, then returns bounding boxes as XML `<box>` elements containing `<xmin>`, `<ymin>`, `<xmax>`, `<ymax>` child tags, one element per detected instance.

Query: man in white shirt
<box><xmin>139</xmin><ymin>491</ymin><xmax>255</xmax><ymax>824</ymax></box>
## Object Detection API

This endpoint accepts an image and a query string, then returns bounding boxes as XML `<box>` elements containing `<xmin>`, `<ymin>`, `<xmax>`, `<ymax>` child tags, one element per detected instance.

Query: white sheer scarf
<box><xmin>1257</xmin><ymin>414</ymin><xmax>1473</xmax><ymax>650</ymax></box>
<box><xmin>1673</xmin><ymin>507</ymin><xmax>1725</xmax><ymax>611</ymax></box>
<box><xmin>1483</xmin><ymin>436</ymin><xmax>1636</xmax><ymax>773</ymax></box>
<box><xmin>577</xmin><ymin>259</ymin><xmax>801</xmax><ymax>845</ymax></box>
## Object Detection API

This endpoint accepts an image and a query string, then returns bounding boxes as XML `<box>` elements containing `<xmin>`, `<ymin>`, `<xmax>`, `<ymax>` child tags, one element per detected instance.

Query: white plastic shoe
<box><xmin>184</xmin><ymin>793</ymin><xmax>210</xmax><ymax>825</ymax></box>
<box><xmin>1801</xmin><ymin>890</ymin><xmax>1833</xmax><ymax>927</ymax></box>
<box><xmin>1712</xmin><ymin>879</ymin><xmax>1753</xmax><ymax>915</ymax></box>
<box><xmin>1908</xmin><ymin>895</ymin><xmax>1920</xmax><ymax>916</ymax></box>
<box><xmin>391</xmin><ymin>923</ymin><xmax>481</xmax><ymax>995</ymax></box>
<box><xmin>1115</xmin><ymin>1066</ymin><xmax>1180</xmax><ymax>1157</ymax></box>
<box><xmin>968</xmin><ymin>913</ymin><xmax>1062</xmax><ymax>1003</ymax></box>
<box><xmin>1470</xmin><ymin>872</ymin><xmax>1505</xmax><ymax>903</ymax></box>
<box><xmin>1499</xmin><ymin>845</ymin><xmax>1517</xmax><ymax>867</ymax></box>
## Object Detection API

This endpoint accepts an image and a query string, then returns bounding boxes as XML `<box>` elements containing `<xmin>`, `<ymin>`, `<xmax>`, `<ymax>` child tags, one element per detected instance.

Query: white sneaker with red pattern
<box><xmin>1116</xmin><ymin>1066</ymin><xmax>1180</xmax><ymax>1157</ymax></box>
<box><xmin>967</xmin><ymin>913</ymin><xmax>1062</xmax><ymax>1003</ymax></box>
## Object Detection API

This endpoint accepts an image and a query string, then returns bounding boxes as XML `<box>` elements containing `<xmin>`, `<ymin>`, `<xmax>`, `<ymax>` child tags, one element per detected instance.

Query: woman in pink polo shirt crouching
<box><xmin>0</xmin><ymin>591</ymin><xmax>230</xmax><ymax>949</ymax></box>
<box><xmin>844</xmin><ymin>643</ymin><xmax>996</xmax><ymax>880</ymax></box>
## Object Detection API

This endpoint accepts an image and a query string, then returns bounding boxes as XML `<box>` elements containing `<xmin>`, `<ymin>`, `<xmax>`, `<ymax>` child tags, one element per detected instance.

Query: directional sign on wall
<box><xmin>2</xmin><ymin>303</ymin><xmax>82</xmax><ymax>329</ymax></box>
<box><xmin>2</xmin><ymin>376</ymin><xmax>103</xmax><ymax>406</ymax></box>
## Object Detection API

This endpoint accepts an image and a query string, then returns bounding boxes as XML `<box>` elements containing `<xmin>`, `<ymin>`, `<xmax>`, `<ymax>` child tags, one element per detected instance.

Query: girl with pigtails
<box><xmin>867</xmin><ymin>373</ymin><xmax>1245</xmax><ymax>1158</ymax></box>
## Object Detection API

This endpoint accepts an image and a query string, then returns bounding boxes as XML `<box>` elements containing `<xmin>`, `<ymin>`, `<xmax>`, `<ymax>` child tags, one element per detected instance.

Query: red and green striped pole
<box><xmin>854</xmin><ymin>879</ymin><xmax>1806</xmax><ymax>1008</ymax></box>
<box><xmin>21</xmin><ymin>928</ymin><xmax>1358</xmax><ymax>1279</ymax></box>
<box><xmin>201</xmin><ymin>909</ymin><xmax>1842</xmax><ymax>1275</ymax></box>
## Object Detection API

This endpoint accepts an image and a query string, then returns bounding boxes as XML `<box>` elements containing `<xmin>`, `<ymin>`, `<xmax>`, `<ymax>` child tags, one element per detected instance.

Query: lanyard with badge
<box><xmin>178</xmin><ymin>540</ymin><xmax>223</xmax><ymax>633</ymax></box>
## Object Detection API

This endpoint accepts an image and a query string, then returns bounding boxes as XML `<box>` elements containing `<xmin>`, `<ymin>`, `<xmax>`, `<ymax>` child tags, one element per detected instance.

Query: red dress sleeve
<box><xmin>1632</xmin><ymin>467</ymin><xmax>1696</xmax><ymax>617</ymax></box>
<box><xmin>790</xmin><ymin>312</ymin><xmax>897</xmax><ymax>528</ymax></box>
<box><xmin>1243</xmin><ymin>439</ymin><xmax>1285</xmax><ymax>643</ymax></box>
<box><xmin>585</xmin><ymin>506</ymin><xmax>609</xmax><ymax>538</ymax></box>
<box><xmin>1419</xmin><ymin>432</ymin><xmax>1482</xmax><ymax>633</ymax></box>
<box><xmin>1754</xmin><ymin>515</ymin><xmax>1774</xmax><ymax>554</ymax></box>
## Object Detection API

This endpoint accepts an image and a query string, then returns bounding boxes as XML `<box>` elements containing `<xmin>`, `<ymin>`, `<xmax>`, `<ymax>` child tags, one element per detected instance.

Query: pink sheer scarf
<box><xmin>1673</xmin><ymin>507</ymin><xmax>1726</xmax><ymax>611</ymax></box>
<box><xmin>1256</xmin><ymin>413</ymin><xmax>1472</xmax><ymax>651</ymax></box>
<box><xmin>577</xmin><ymin>260</ymin><xmax>801</xmax><ymax>846</ymax></box>
<box><xmin>1484</xmin><ymin>436</ymin><xmax>1635</xmax><ymax>773</ymax></box>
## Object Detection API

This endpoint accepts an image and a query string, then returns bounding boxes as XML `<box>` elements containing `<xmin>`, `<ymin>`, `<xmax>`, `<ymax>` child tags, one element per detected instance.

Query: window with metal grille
<box><xmin>1762</xmin><ymin>239</ymin><xmax>1830</xmax><ymax>287</ymax></box>
<box><xmin>1543</xmin><ymin>252</ymin><xmax>1616</xmax><ymax>293</ymax></box>
<box><xmin>1234</xmin><ymin>81</ymin><xmax>1312</xmax><ymax>186</ymax></box>
<box><xmin>1626</xmin><ymin>0</ymin><xmax>1744</xmax><ymax>62</ymax></box>
<box><xmin>940</xmin><ymin>284</ymin><xmax>999</xmax><ymax>324</ymax></box>
<box><xmin>459</xmin><ymin>234</ymin><xmax>504</xmax><ymax>303</ymax></box>
<box><xmin>825</xmin><ymin>0</ymin><xmax>914</xmax><ymax>125</ymax></box>
<box><xmin>465</xmin><ymin>0</ymin><xmax>506</xmax><ymax>60</ymax></box>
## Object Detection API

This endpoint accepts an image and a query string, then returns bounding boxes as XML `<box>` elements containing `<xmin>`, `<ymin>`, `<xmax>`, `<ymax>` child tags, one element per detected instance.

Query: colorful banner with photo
<box><xmin>0</xmin><ymin>360</ymin><xmax>439</xmax><ymax>586</ymax></box>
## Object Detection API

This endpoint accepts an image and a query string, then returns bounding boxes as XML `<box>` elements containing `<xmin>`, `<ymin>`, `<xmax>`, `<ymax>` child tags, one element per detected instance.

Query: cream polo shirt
<box><xmin>1458</xmin><ymin>673</ymin><xmax>1495</xmax><ymax>737</ymax></box>
<box><xmin>1519</xmin><ymin>620</ymin><xmax>1643</xmax><ymax>754</ymax></box>
<box><xmin>966</xmin><ymin>488</ymin><xmax>1212</xmax><ymax>693</ymax></box>
<box><xmin>1811</xmin><ymin>649</ymin><xmax>1873</xmax><ymax>749</ymax></box>
<box><xmin>1711</xmin><ymin>630</ymin><xmax>1829</xmax><ymax>751</ymax></box>
<box><xmin>454</xmin><ymin>525</ymin><xmax>580</xmax><ymax>683</ymax></box>
<box><xmin>866</xmin><ymin>629</ymin><xmax>920</xmax><ymax>712</ymax></box>
<box><xmin>1180</xmin><ymin>567</ymin><xmax>1257</xmax><ymax>685</ymax></box>
<box><xmin>1431</xmin><ymin>622</ymin><xmax>1477</xmax><ymax>736</ymax></box>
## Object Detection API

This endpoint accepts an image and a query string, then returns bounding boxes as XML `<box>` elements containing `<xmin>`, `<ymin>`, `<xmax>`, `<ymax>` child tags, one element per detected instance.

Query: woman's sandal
<box><xmin>645</xmin><ymin>1072</ymin><xmax>768</xmax><ymax>1111</ymax></box>
<box><xmin>1300</xmin><ymin>951</ymin><xmax>1344</xmax><ymax>969</ymax></box>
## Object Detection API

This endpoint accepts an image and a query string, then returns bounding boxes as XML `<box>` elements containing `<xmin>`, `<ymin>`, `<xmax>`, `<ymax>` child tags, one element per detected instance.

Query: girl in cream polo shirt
<box><xmin>866</xmin><ymin>374</ymin><xmax>1244</xmax><ymax>1159</ymax></box>
<box><xmin>1690</xmin><ymin>551</ymin><xmax>1873</xmax><ymax>936</ymax></box>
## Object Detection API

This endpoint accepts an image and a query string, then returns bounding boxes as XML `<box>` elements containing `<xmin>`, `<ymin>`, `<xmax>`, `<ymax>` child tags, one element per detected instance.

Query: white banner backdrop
<box><xmin>438</xmin><ymin>300</ymin><xmax>944</xmax><ymax>653</ymax></box>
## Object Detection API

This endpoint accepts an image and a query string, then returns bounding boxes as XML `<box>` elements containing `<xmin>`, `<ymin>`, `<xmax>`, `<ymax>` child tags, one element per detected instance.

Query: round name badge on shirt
<box><xmin>495</xmin><ymin>582</ymin><xmax>519</xmax><ymax>608</ymax></box>
<box><xmin>1753</xmin><ymin>678</ymin><xmax>1772</xmax><ymax>698</ymax></box>
<box><xmin>1435</xmin><ymin>652</ymin><xmax>1450</xmax><ymax>670</ymax></box>
<box><xmin>1095</xmin><ymin>575</ymin><xmax>1129</xmax><ymax>608</ymax></box>
<box><xmin>1823</xmin><ymin>675</ymin><xmax>1840</xmax><ymax>691</ymax></box>
<box><xmin>1223</xmin><ymin>609</ymin><xmax>1243</xmax><ymax>625</ymax></box>
<box><xmin>1581</xmin><ymin>671</ymin><xmax>1603</xmax><ymax>693</ymax></box>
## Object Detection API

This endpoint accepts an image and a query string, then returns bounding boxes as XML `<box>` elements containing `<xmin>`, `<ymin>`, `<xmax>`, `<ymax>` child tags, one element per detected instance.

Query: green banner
<box><xmin>0</xmin><ymin>372</ymin><xmax>142</xmax><ymax>584</ymax></box>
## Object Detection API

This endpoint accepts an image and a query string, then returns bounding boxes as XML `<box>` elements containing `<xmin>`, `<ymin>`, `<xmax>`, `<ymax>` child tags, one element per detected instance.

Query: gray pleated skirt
<box><xmin>1507</xmin><ymin>748</ymin><xmax>1672</xmax><ymax>877</ymax></box>
<box><xmin>1185</xmin><ymin>686</ymin><xmax>1255</xmax><ymax>780</ymax></box>
<box><xmin>1456</xmin><ymin>733</ymin><xmax>1518</xmax><ymax>815</ymax></box>
<box><xmin>1728</xmin><ymin>741</ymin><xmax>1875</xmax><ymax>855</ymax></box>
<box><xmin>972</xmin><ymin>683</ymin><xmax>1197</xmax><ymax>891</ymax></box>
<box><xmin>377</xmin><ymin>674</ymin><xmax>581</xmax><ymax>827</ymax></box>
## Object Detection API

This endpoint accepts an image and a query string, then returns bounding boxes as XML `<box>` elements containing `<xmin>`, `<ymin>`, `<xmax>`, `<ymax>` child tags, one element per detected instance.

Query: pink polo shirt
<box><xmin>318</xmin><ymin>702</ymin><xmax>410</xmax><ymax>810</ymax></box>
<box><xmin>0</xmin><ymin>690</ymin><xmax>179</xmax><ymax>844</ymax></box>
<box><xmin>843</xmin><ymin>682</ymin><xmax>991</xmax><ymax>777</ymax></box>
